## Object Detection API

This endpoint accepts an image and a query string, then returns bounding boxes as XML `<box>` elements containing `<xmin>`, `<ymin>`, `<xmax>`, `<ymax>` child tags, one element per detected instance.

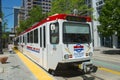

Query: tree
<box><xmin>98</xmin><ymin>0</ymin><xmax>120</xmax><ymax>36</ymax></box>
<box><xmin>2</xmin><ymin>19</ymin><xmax>8</xmax><ymax>32</ymax></box>
<box><xmin>17</xmin><ymin>6</ymin><xmax>45</xmax><ymax>34</ymax></box>
<box><xmin>28</xmin><ymin>5</ymin><xmax>45</xmax><ymax>26</ymax></box>
<box><xmin>2</xmin><ymin>19</ymin><xmax>8</xmax><ymax>39</ymax></box>
<box><xmin>2</xmin><ymin>16</ymin><xmax>9</xmax><ymax>48</ymax></box>
<box><xmin>49</xmin><ymin>0</ymin><xmax>92</xmax><ymax>16</ymax></box>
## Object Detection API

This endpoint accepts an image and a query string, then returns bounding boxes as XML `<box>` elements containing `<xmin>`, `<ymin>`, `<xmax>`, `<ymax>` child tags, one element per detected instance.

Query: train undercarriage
<box><xmin>49</xmin><ymin>60</ymin><xmax>98</xmax><ymax>76</ymax></box>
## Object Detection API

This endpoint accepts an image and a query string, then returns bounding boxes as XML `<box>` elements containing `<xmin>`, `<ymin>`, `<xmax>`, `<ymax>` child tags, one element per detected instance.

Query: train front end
<box><xmin>56</xmin><ymin>16</ymin><xmax>97</xmax><ymax>74</ymax></box>
<box><xmin>48</xmin><ymin>14</ymin><xmax>97</xmax><ymax>75</ymax></box>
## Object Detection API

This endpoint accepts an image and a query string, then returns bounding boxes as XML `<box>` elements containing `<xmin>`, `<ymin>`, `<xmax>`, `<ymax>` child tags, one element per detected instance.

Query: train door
<box><xmin>40</xmin><ymin>26</ymin><xmax>47</xmax><ymax>69</ymax></box>
<box><xmin>47</xmin><ymin>22</ymin><xmax>62</xmax><ymax>70</ymax></box>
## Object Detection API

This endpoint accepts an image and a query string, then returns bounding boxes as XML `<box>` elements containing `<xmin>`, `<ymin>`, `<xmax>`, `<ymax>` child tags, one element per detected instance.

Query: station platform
<box><xmin>0</xmin><ymin>49</ymin><xmax>55</xmax><ymax>80</ymax></box>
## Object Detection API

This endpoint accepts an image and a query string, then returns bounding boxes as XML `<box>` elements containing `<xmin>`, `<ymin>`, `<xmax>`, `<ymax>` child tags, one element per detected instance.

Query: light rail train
<box><xmin>14</xmin><ymin>14</ymin><xmax>97</xmax><ymax>75</ymax></box>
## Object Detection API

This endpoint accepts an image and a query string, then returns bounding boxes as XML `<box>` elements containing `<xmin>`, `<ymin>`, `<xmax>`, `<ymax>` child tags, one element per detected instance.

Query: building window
<box><xmin>96</xmin><ymin>6</ymin><xmax>102</xmax><ymax>15</ymax></box>
<box><xmin>96</xmin><ymin>0</ymin><xmax>104</xmax><ymax>6</ymax></box>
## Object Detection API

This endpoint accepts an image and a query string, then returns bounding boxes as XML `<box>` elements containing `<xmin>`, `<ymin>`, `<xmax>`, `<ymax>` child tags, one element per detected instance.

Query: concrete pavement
<box><xmin>0</xmin><ymin>49</ymin><xmax>37</xmax><ymax>80</ymax></box>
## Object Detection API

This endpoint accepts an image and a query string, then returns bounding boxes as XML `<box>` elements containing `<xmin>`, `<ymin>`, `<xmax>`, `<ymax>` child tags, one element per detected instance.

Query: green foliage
<box><xmin>98</xmin><ymin>0</ymin><xmax>120</xmax><ymax>36</ymax></box>
<box><xmin>2</xmin><ymin>32</ymin><xmax>9</xmax><ymax>39</ymax></box>
<box><xmin>2</xmin><ymin>19</ymin><xmax>8</xmax><ymax>32</ymax></box>
<box><xmin>28</xmin><ymin>5</ymin><xmax>46</xmax><ymax>26</ymax></box>
<box><xmin>2</xmin><ymin>16</ymin><xmax>9</xmax><ymax>39</ymax></box>
<box><xmin>49</xmin><ymin>0</ymin><xmax>92</xmax><ymax>16</ymax></box>
<box><xmin>17</xmin><ymin>6</ymin><xmax>45</xmax><ymax>34</ymax></box>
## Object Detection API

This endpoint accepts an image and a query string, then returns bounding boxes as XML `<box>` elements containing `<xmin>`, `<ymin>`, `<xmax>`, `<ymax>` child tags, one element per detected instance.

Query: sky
<box><xmin>2</xmin><ymin>0</ymin><xmax>22</xmax><ymax>31</ymax></box>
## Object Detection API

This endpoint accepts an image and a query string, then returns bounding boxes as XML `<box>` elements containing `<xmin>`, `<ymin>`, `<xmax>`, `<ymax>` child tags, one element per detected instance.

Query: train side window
<box><xmin>27</xmin><ymin>32</ymin><xmax>30</xmax><ymax>43</ymax></box>
<box><xmin>43</xmin><ymin>26</ymin><xmax>46</xmax><ymax>48</ymax></box>
<box><xmin>50</xmin><ymin>22</ymin><xmax>59</xmax><ymax>44</ymax></box>
<box><xmin>40</xmin><ymin>28</ymin><xmax>42</xmax><ymax>47</ymax></box>
<box><xmin>21</xmin><ymin>36</ymin><xmax>23</xmax><ymax>43</ymax></box>
<box><xmin>34</xmin><ymin>29</ymin><xmax>38</xmax><ymax>43</ymax></box>
<box><xmin>20</xmin><ymin>36</ymin><xmax>22</xmax><ymax>43</ymax></box>
<box><xmin>30</xmin><ymin>31</ymin><xmax>33</xmax><ymax>43</ymax></box>
<box><xmin>23</xmin><ymin>35</ymin><xmax>24</xmax><ymax>43</ymax></box>
<box><xmin>18</xmin><ymin>37</ymin><xmax>19</xmax><ymax>43</ymax></box>
<box><xmin>25</xmin><ymin>34</ymin><xmax>27</xmax><ymax>45</ymax></box>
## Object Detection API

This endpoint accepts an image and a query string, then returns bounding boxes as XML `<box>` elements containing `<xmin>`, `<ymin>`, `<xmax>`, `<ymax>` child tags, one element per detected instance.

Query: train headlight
<box><xmin>64</xmin><ymin>54</ymin><xmax>69</xmax><ymax>59</ymax></box>
<box><xmin>89</xmin><ymin>52</ymin><xmax>93</xmax><ymax>57</ymax></box>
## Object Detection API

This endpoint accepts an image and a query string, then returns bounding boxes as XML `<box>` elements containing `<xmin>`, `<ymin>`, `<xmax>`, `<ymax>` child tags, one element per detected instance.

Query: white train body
<box><xmin>15</xmin><ymin>14</ymin><xmax>97</xmax><ymax>74</ymax></box>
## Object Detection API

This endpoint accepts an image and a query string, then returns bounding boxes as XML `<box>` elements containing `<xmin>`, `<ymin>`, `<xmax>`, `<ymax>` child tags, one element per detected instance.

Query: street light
<box><xmin>0</xmin><ymin>0</ymin><xmax>3</xmax><ymax>54</ymax></box>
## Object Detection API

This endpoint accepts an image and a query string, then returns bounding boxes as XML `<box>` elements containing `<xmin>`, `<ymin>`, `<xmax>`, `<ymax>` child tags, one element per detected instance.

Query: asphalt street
<box><xmin>93</xmin><ymin>47</ymin><xmax>120</xmax><ymax>72</ymax></box>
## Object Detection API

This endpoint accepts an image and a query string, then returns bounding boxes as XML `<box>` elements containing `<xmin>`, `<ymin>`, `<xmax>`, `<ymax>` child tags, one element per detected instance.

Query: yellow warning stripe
<box><xmin>14</xmin><ymin>49</ymin><xmax>55</xmax><ymax>80</ymax></box>
<box><xmin>98</xmin><ymin>67</ymin><xmax>120</xmax><ymax>76</ymax></box>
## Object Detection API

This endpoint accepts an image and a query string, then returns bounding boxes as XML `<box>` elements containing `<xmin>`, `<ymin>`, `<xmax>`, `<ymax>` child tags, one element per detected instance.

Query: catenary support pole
<box><xmin>0</xmin><ymin>0</ymin><xmax>3</xmax><ymax>54</ymax></box>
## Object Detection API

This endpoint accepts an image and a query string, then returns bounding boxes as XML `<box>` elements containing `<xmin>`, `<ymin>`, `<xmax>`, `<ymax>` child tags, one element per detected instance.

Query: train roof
<box><xmin>20</xmin><ymin>14</ymin><xmax>91</xmax><ymax>35</ymax></box>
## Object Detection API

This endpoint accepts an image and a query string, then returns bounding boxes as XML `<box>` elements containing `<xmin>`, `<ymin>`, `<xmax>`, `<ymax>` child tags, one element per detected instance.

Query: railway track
<box><xmin>55</xmin><ymin>73</ymin><xmax>104</xmax><ymax>80</ymax></box>
<box><xmin>54</xmin><ymin>70</ymin><xmax>105</xmax><ymax>80</ymax></box>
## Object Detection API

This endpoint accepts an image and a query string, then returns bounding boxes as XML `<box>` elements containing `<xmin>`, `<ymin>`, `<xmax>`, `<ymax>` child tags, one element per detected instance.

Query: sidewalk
<box><xmin>94</xmin><ymin>47</ymin><xmax>120</xmax><ymax>54</ymax></box>
<box><xmin>93</xmin><ymin>47</ymin><xmax>120</xmax><ymax>63</ymax></box>
<box><xmin>0</xmin><ymin>49</ymin><xmax>37</xmax><ymax>80</ymax></box>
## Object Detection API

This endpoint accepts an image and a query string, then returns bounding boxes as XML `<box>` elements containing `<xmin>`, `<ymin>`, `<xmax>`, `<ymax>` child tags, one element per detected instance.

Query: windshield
<box><xmin>63</xmin><ymin>22</ymin><xmax>91</xmax><ymax>44</ymax></box>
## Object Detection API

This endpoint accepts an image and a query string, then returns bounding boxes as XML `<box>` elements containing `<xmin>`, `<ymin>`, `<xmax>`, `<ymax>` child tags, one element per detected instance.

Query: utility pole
<box><xmin>0</xmin><ymin>0</ymin><xmax>3</xmax><ymax>54</ymax></box>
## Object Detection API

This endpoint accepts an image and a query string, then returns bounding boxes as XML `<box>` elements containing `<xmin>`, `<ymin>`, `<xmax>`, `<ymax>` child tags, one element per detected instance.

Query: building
<box><xmin>22</xmin><ymin>0</ymin><xmax>52</xmax><ymax>19</ymax></box>
<box><xmin>33</xmin><ymin>0</ymin><xmax>51</xmax><ymax>13</ymax></box>
<box><xmin>14</xmin><ymin>7</ymin><xmax>21</xmax><ymax>33</ymax></box>
<box><xmin>12</xmin><ymin>7</ymin><xmax>19</xmax><ymax>43</ymax></box>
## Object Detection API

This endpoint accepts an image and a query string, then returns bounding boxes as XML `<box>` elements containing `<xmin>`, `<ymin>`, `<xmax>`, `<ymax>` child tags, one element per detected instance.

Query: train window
<box><xmin>20</xmin><ymin>36</ymin><xmax>22</xmax><ymax>43</ymax></box>
<box><xmin>19</xmin><ymin>37</ymin><xmax>20</xmax><ymax>43</ymax></box>
<box><xmin>34</xmin><ymin>29</ymin><xmax>38</xmax><ymax>43</ymax></box>
<box><xmin>63</xmin><ymin>22</ymin><xmax>91</xmax><ymax>44</ymax></box>
<box><xmin>24</xmin><ymin>34</ymin><xmax>27</xmax><ymax>45</ymax></box>
<box><xmin>40</xmin><ymin>28</ymin><xmax>42</xmax><ymax>47</ymax></box>
<box><xmin>23</xmin><ymin>35</ymin><xmax>24</xmax><ymax>43</ymax></box>
<box><xmin>50</xmin><ymin>22</ymin><xmax>59</xmax><ymax>44</ymax></box>
<box><xmin>30</xmin><ymin>31</ymin><xmax>33</xmax><ymax>43</ymax></box>
<box><xmin>27</xmin><ymin>33</ymin><xmax>30</xmax><ymax>43</ymax></box>
<box><xmin>22</xmin><ymin>36</ymin><xmax>23</xmax><ymax>43</ymax></box>
<box><xmin>43</xmin><ymin>26</ymin><xmax>46</xmax><ymax>48</ymax></box>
